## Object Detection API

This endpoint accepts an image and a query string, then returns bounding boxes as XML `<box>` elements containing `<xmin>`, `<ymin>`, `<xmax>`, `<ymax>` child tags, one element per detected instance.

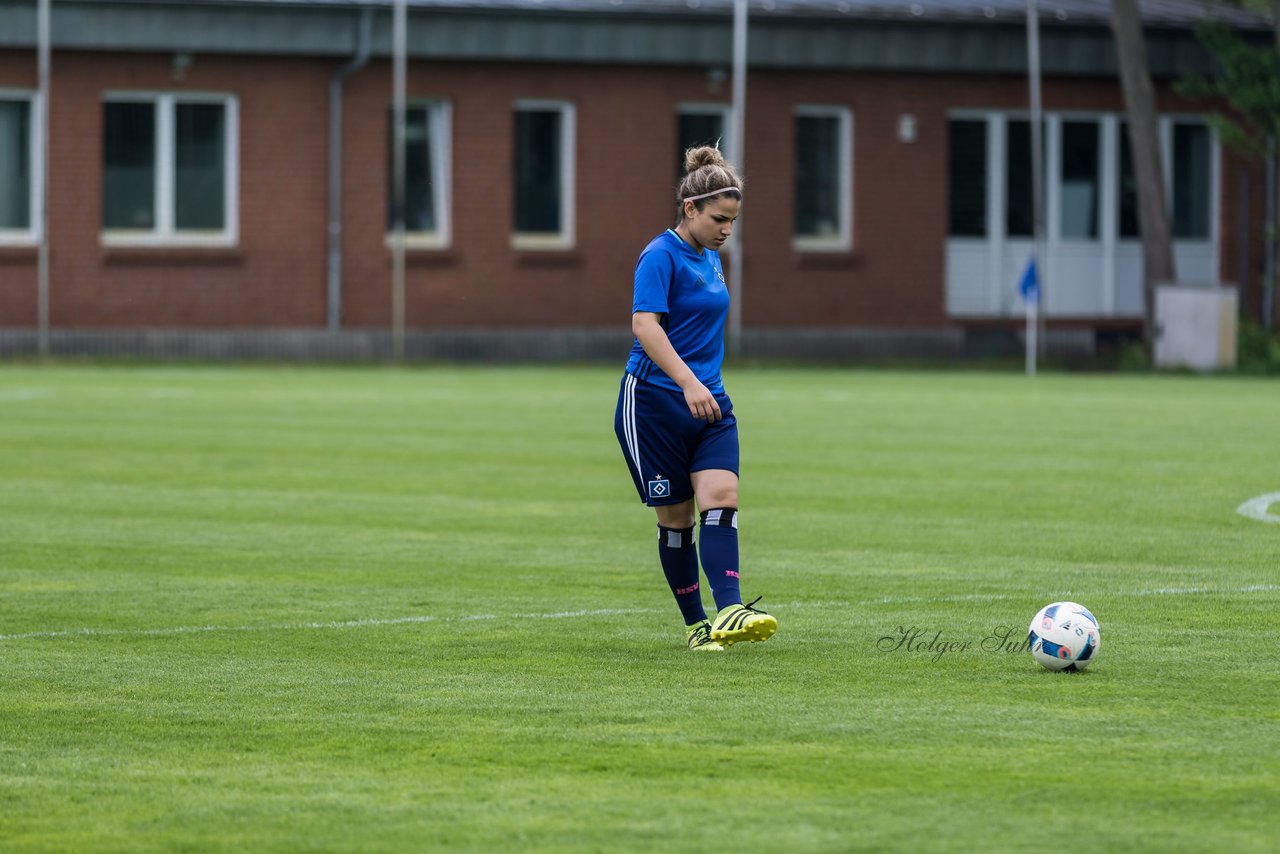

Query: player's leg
<box><xmin>691</xmin><ymin>416</ymin><xmax>777</xmax><ymax>646</ymax></box>
<box><xmin>653</xmin><ymin>500</ymin><xmax>720</xmax><ymax>651</ymax></box>
<box><xmin>615</xmin><ymin>375</ymin><xmax>720</xmax><ymax>651</ymax></box>
<box><xmin>653</xmin><ymin>498</ymin><xmax>708</xmax><ymax>628</ymax></box>
<box><xmin>690</xmin><ymin>468</ymin><xmax>743</xmax><ymax>610</ymax></box>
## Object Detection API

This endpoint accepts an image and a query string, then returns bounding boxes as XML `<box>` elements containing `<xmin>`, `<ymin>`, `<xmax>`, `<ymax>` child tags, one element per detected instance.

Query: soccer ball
<box><xmin>1028</xmin><ymin>601</ymin><xmax>1100</xmax><ymax>672</ymax></box>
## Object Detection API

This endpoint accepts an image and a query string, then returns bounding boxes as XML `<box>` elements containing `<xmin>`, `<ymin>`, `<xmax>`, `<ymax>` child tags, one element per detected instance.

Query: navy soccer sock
<box><xmin>698</xmin><ymin>508</ymin><xmax>742</xmax><ymax>611</ymax></box>
<box><xmin>656</xmin><ymin>524</ymin><xmax>707</xmax><ymax>626</ymax></box>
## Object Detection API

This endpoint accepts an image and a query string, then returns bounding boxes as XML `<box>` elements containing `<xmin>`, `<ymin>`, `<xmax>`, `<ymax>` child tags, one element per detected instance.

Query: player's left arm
<box><xmin>632</xmin><ymin>312</ymin><xmax>721</xmax><ymax>423</ymax></box>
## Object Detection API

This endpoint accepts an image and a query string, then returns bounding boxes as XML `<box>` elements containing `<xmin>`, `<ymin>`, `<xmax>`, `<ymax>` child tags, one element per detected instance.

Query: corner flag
<box><xmin>1020</xmin><ymin>254</ymin><xmax>1039</xmax><ymax>376</ymax></box>
<box><xmin>1018</xmin><ymin>256</ymin><xmax>1039</xmax><ymax>305</ymax></box>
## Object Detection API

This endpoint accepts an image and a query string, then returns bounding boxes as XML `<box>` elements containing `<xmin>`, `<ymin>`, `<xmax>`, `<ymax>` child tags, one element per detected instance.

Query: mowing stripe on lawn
<box><xmin>2</xmin><ymin>585</ymin><xmax>1273</xmax><ymax>643</ymax></box>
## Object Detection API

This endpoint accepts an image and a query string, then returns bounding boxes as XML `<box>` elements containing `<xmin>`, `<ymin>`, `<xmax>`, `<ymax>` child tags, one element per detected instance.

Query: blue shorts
<box><xmin>614</xmin><ymin>372</ymin><xmax>739</xmax><ymax>506</ymax></box>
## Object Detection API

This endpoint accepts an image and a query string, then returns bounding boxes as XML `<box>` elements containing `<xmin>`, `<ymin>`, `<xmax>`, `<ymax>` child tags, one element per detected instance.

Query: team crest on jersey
<box><xmin>648</xmin><ymin>476</ymin><xmax>670</xmax><ymax>500</ymax></box>
<box><xmin>716</xmin><ymin>268</ymin><xmax>725</xmax><ymax>283</ymax></box>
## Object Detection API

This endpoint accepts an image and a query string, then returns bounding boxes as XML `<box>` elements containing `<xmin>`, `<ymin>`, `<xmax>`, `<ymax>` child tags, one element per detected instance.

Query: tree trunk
<box><xmin>1273</xmin><ymin>0</ymin><xmax>1280</xmax><ymax>53</ymax></box>
<box><xmin>1271</xmin><ymin>0</ymin><xmax>1280</xmax><ymax>329</ymax></box>
<box><xmin>1110</xmin><ymin>0</ymin><xmax>1176</xmax><ymax>357</ymax></box>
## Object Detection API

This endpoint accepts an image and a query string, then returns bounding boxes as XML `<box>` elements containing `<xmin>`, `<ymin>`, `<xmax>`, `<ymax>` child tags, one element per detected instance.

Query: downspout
<box><xmin>1266</xmin><ymin>137</ymin><xmax>1276</xmax><ymax>331</ymax></box>
<box><xmin>327</xmin><ymin>8</ymin><xmax>374</xmax><ymax>331</ymax></box>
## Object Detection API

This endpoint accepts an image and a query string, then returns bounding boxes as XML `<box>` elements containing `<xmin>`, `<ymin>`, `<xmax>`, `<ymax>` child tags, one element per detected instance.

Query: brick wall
<box><xmin>0</xmin><ymin>49</ymin><xmax>1265</xmax><ymax>331</ymax></box>
<box><xmin>2</xmin><ymin>51</ymin><xmax>331</xmax><ymax>328</ymax></box>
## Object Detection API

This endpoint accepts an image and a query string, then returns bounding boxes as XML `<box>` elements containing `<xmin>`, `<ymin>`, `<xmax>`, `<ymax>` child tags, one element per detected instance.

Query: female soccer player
<box><xmin>614</xmin><ymin>145</ymin><xmax>778</xmax><ymax>652</ymax></box>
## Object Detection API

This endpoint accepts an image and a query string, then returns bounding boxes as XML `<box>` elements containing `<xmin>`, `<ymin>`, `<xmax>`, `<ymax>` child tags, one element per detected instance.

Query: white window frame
<box><xmin>676</xmin><ymin>102</ymin><xmax>736</xmax><ymax>165</ymax></box>
<box><xmin>793</xmin><ymin>105</ymin><xmax>853</xmax><ymax>253</ymax></box>
<box><xmin>386</xmin><ymin>99</ymin><xmax>452</xmax><ymax>250</ymax></box>
<box><xmin>511</xmin><ymin>99</ymin><xmax>575</xmax><ymax>251</ymax></box>
<box><xmin>0</xmin><ymin>90</ymin><xmax>40</xmax><ymax>247</ymax></box>
<box><xmin>944</xmin><ymin>108</ymin><xmax>1219</xmax><ymax>318</ymax></box>
<box><xmin>101</xmin><ymin>91</ymin><xmax>239</xmax><ymax>248</ymax></box>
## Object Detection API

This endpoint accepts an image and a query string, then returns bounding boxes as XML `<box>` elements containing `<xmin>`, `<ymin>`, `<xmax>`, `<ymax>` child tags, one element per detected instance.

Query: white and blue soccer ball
<box><xmin>1028</xmin><ymin>602</ymin><xmax>1101</xmax><ymax>672</ymax></box>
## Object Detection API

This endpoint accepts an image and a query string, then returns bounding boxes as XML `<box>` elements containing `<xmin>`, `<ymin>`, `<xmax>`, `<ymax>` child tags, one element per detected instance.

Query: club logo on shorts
<box><xmin>648</xmin><ymin>476</ymin><xmax>670</xmax><ymax>500</ymax></box>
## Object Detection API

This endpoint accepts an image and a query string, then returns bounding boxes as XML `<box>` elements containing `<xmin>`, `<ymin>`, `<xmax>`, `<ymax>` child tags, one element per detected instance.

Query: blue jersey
<box><xmin>625</xmin><ymin>229</ymin><xmax>730</xmax><ymax>395</ymax></box>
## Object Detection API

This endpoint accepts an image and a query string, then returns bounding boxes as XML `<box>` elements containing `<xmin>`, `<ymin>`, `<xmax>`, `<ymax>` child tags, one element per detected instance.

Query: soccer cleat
<box><xmin>686</xmin><ymin>620</ymin><xmax>725</xmax><ymax>652</ymax></box>
<box><xmin>711</xmin><ymin>596</ymin><xmax>777</xmax><ymax>646</ymax></box>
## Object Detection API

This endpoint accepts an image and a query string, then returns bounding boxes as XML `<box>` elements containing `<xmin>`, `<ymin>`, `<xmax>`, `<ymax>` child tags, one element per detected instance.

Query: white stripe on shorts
<box><xmin>623</xmin><ymin>374</ymin><xmax>642</xmax><ymax>481</ymax></box>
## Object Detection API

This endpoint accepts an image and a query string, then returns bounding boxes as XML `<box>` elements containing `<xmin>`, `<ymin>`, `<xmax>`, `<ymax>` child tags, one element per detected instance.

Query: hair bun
<box><xmin>684</xmin><ymin>145</ymin><xmax>727</xmax><ymax>174</ymax></box>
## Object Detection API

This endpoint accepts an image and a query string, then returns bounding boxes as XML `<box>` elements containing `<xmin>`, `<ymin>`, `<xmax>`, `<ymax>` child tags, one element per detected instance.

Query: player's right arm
<box><xmin>632</xmin><ymin>312</ymin><xmax>721</xmax><ymax>423</ymax></box>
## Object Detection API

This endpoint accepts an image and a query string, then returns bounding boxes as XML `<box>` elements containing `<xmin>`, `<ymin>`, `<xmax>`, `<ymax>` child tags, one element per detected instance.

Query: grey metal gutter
<box><xmin>327</xmin><ymin>7</ymin><xmax>374</xmax><ymax>331</ymax></box>
<box><xmin>0</xmin><ymin>0</ymin><xmax>1257</xmax><ymax>78</ymax></box>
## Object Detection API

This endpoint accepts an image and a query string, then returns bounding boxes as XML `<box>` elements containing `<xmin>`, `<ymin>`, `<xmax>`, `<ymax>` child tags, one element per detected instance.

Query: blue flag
<box><xmin>1018</xmin><ymin>256</ymin><xmax>1039</xmax><ymax>305</ymax></box>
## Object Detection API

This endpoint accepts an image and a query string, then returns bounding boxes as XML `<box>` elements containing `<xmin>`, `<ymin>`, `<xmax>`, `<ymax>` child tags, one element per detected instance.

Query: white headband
<box><xmin>683</xmin><ymin>187</ymin><xmax>742</xmax><ymax>203</ymax></box>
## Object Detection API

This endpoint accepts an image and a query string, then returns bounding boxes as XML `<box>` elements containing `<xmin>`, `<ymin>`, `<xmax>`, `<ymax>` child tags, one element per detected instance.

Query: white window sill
<box><xmin>511</xmin><ymin>233</ymin><xmax>574</xmax><ymax>252</ymax></box>
<box><xmin>102</xmin><ymin>231</ymin><xmax>237</xmax><ymax>249</ymax></box>
<box><xmin>385</xmin><ymin>232</ymin><xmax>450</xmax><ymax>251</ymax></box>
<box><xmin>792</xmin><ymin>236</ymin><xmax>852</xmax><ymax>253</ymax></box>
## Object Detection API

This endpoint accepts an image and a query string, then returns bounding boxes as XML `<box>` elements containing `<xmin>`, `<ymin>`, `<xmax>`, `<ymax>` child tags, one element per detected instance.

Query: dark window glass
<box><xmin>1060</xmin><ymin>120</ymin><xmax>1099</xmax><ymax>239</ymax></box>
<box><xmin>948</xmin><ymin>119</ymin><xmax>986</xmax><ymax>237</ymax></box>
<box><xmin>514</xmin><ymin>109</ymin><xmax>562</xmax><ymax>234</ymax></box>
<box><xmin>103</xmin><ymin>101</ymin><xmax>156</xmax><ymax>229</ymax></box>
<box><xmin>174</xmin><ymin>102</ymin><xmax>225</xmax><ymax>230</ymax></box>
<box><xmin>1006</xmin><ymin>120</ymin><xmax>1045</xmax><ymax>238</ymax></box>
<box><xmin>0</xmin><ymin>99</ymin><xmax>31</xmax><ymax>230</ymax></box>
<box><xmin>794</xmin><ymin>114</ymin><xmax>842</xmax><ymax>238</ymax></box>
<box><xmin>1172</xmin><ymin>123</ymin><xmax>1211</xmax><ymax>239</ymax></box>
<box><xmin>1118</xmin><ymin>123</ymin><xmax>1140</xmax><ymax>239</ymax></box>
<box><xmin>678</xmin><ymin>112</ymin><xmax>724</xmax><ymax>183</ymax></box>
<box><xmin>389</xmin><ymin>106</ymin><xmax>437</xmax><ymax>231</ymax></box>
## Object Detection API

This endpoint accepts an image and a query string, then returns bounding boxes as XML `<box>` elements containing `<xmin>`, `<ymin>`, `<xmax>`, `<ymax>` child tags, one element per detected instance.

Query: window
<box><xmin>1117</xmin><ymin>123</ymin><xmax>1140</xmax><ymax>239</ymax></box>
<box><xmin>388</xmin><ymin>101</ymin><xmax>451</xmax><ymax>246</ymax></box>
<box><xmin>794</xmin><ymin>106</ymin><xmax>852</xmax><ymax>250</ymax></box>
<box><xmin>677</xmin><ymin>105</ymin><xmax>732</xmax><ymax>183</ymax></box>
<box><xmin>1172</xmin><ymin>122</ymin><xmax>1211</xmax><ymax>239</ymax></box>
<box><xmin>0</xmin><ymin>94</ymin><xmax>35</xmax><ymax>242</ymax></box>
<box><xmin>513</xmin><ymin>100</ymin><xmax>574</xmax><ymax>248</ymax></box>
<box><xmin>1005</xmin><ymin>120</ymin><xmax>1045</xmax><ymax>238</ymax></box>
<box><xmin>1118</xmin><ymin>121</ymin><xmax>1212</xmax><ymax>240</ymax></box>
<box><xmin>102</xmin><ymin>93</ymin><xmax>237</xmax><ymax>245</ymax></box>
<box><xmin>978</xmin><ymin>114</ymin><xmax>1204</xmax><ymax>243</ymax></box>
<box><xmin>1060</xmin><ymin>120</ymin><xmax>1099</xmax><ymax>239</ymax></box>
<box><xmin>948</xmin><ymin>119</ymin><xmax>987</xmax><ymax>237</ymax></box>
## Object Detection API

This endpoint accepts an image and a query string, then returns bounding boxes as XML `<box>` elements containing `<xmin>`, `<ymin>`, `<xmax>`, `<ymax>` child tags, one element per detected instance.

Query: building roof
<box><xmin>65</xmin><ymin>0</ymin><xmax>1276</xmax><ymax>29</ymax></box>
<box><xmin>0</xmin><ymin>0</ymin><xmax>1269</xmax><ymax>75</ymax></box>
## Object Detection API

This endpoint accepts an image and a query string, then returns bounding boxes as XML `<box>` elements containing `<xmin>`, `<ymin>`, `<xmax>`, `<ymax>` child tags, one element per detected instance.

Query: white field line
<box><xmin>0</xmin><ymin>389</ymin><xmax>51</xmax><ymax>401</ymax></box>
<box><xmin>1237</xmin><ymin>492</ymin><xmax>1280</xmax><ymax>524</ymax></box>
<box><xmin>832</xmin><ymin>585</ymin><xmax>1278</xmax><ymax>608</ymax></box>
<box><xmin>0</xmin><ymin>607</ymin><xmax>660</xmax><ymax>642</ymax></box>
<box><xmin>1</xmin><ymin>586</ymin><xmax>1276</xmax><ymax>643</ymax></box>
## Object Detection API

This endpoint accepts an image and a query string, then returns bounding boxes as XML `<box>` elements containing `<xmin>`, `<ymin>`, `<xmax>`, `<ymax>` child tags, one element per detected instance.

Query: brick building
<box><xmin>0</xmin><ymin>0</ymin><xmax>1271</xmax><ymax>359</ymax></box>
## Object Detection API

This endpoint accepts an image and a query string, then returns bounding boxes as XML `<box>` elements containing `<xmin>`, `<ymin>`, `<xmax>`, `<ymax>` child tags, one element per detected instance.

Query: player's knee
<box><xmin>655</xmin><ymin>502</ymin><xmax>696</xmax><ymax>529</ymax></box>
<box><xmin>700</xmin><ymin>485</ymin><xmax>738</xmax><ymax>509</ymax></box>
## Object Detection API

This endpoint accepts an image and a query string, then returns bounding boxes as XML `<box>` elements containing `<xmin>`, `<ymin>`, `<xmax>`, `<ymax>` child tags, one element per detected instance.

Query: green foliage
<box><xmin>1</xmin><ymin>366</ymin><xmax>1278</xmax><ymax>850</ymax></box>
<box><xmin>1115</xmin><ymin>338</ymin><xmax>1153</xmax><ymax>372</ymax></box>
<box><xmin>1233</xmin><ymin>0</ymin><xmax>1276</xmax><ymax>15</ymax></box>
<box><xmin>1177</xmin><ymin>22</ymin><xmax>1280</xmax><ymax>160</ymax></box>
<box><xmin>1237</xmin><ymin>318</ymin><xmax>1280</xmax><ymax>372</ymax></box>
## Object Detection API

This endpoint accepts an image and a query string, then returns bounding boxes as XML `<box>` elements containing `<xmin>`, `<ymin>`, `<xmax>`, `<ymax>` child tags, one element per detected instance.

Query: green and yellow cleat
<box><xmin>686</xmin><ymin>620</ymin><xmax>725</xmax><ymax>652</ymax></box>
<box><xmin>711</xmin><ymin>597</ymin><xmax>777</xmax><ymax>646</ymax></box>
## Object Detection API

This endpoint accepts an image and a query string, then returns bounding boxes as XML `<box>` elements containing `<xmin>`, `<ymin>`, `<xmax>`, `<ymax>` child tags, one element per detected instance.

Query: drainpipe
<box><xmin>37</xmin><ymin>0</ymin><xmax>50</xmax><ymax>356</ymax></box>
<box><xmin>1267</xmin><ymin>136</ymin><xmax>1277</xmax><ymax>331</ymax></box>
<box><xmin>327</xmin><ymin>8</ymin><xmax>374</xmax><ymax>331</ymax></box>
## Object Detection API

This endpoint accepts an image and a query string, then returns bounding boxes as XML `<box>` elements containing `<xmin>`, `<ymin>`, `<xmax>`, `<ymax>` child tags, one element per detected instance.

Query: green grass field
<box><xmin>1</xmin><ymin>364</ymin><xmax>1277</xmax><ymax>852</ymax></box>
